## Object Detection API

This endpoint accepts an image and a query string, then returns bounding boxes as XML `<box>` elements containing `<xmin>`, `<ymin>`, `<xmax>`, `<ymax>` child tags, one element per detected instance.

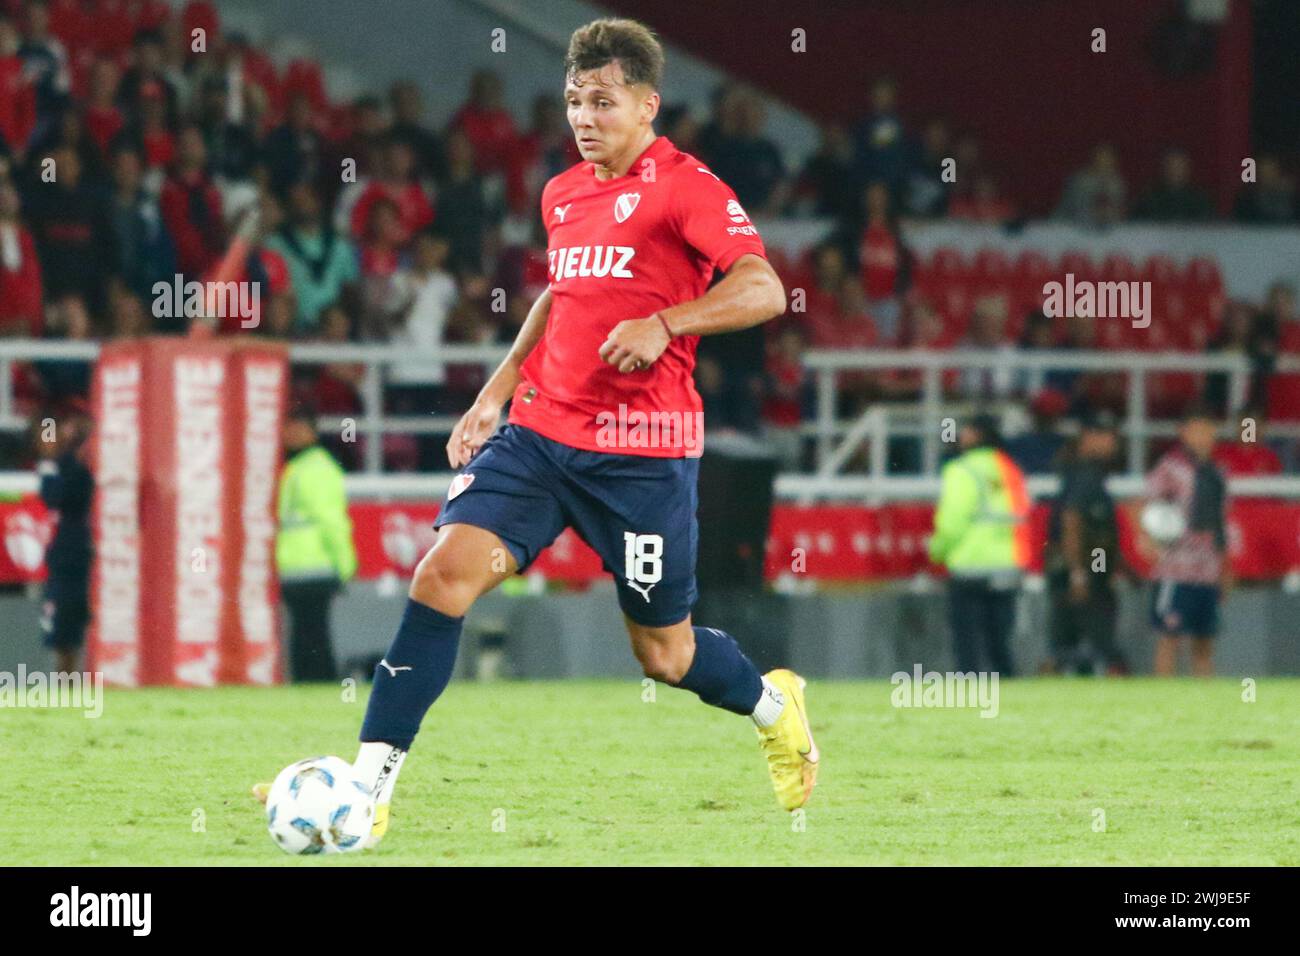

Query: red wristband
<box><xmin>655</xmin><ymin>312</ymin><xmax>674</xmax><ymax>340</ymax></box>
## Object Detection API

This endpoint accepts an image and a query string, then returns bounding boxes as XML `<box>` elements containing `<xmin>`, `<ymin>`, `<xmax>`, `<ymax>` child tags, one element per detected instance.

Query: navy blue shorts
<box><xmin>41</xmin><ymin>570</ymin><xmax>90</xmax><ymax>650</ymax></box>
<box><xmin>435</xmin><ymin>424</ymin><xmax>699</xmax><ymax>627</ymax></box>
<box><xmin>1150</xmin><ymin>580</ymin><xmax>1220</xmax><ymax>638</ymax></box>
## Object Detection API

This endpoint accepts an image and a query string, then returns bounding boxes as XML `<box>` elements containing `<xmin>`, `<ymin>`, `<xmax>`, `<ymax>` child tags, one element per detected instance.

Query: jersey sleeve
<box><xmin>673</xmin><ymin>166</ymin><xmax>768</xmax><ymax>273</ymax></box>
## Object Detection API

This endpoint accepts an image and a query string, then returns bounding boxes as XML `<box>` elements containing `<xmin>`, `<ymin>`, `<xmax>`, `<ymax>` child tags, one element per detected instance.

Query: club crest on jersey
<box><xmin>614</xmin><ymin>192</ymin><xmax>641</xmax><ymax>223</ymax></box>
<box><xmin>448</xmin><ymin>473</ymin><xmax>475</xmax><ymax>500</ymax></box>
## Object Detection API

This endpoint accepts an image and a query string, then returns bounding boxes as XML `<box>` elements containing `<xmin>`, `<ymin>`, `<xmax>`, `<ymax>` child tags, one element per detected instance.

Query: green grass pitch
<box><xmin>1</xmin><ymin>678</ymin><xmax>1296</xmax><ymax>865</ymax></box>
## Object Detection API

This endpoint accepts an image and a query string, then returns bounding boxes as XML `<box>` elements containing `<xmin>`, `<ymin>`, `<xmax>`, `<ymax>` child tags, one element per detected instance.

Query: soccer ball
<box><xmin>265</xmin><ymin>756</ymin><xmax>375</xmax><ymax>855</ymax></box>
<box><xmin>1140</xmin><ymin>500</ymin><xmax>1187</xmax><ymax>545</ymax></box>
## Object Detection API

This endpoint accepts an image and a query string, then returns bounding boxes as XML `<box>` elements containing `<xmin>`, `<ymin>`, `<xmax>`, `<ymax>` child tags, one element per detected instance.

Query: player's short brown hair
<box><xmin>564</xmin><ymin>18</ymin><xmax>664</xmax><ymax>91</ymax></box>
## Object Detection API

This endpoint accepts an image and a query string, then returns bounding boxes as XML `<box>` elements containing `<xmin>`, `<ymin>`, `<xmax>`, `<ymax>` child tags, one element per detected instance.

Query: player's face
<box><xmin>1181</xmin><ymin>418</ymin><xmax>1216</xmax><ymax>458</ymax></box>
<box><xmin>565</xmin><ymin>62</ymin><xmax>656</xmax><ymax>170</ymax></box>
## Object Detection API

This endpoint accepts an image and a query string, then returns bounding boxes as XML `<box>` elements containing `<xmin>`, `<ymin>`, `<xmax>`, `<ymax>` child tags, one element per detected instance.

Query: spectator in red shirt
<box><xmin>794</xmin><ymin>242</ymin><xmax>849</xmax><ymax>346</ymax></box>
<box><xmin>0</xmin><ymin>177</ymin><xmax>43</xmax><ymax>337</ymax></box>
<box><xmin>358</xmin><ymin>196</ymin><xmax>412</xmax><ymax>341</ymax></box>
<box><xmin>311</xmin><ymin>304</ymin><xmax>364</xmax><ymax>415</ymax></box>
<box><xmin>348</xmin><ymin>137</ymin><xmax>434</xmax><ymax>246</ymax></box>
<box><xmin>0</xmin><ymin>15</ymin><xmax>36</xmax><ymax>159</ymax></box>
<box><xmin>878</xmin><ymin>300</ymin><xmax>958</xmax><ymax>400</ymax></box>
<box><xmin>160</xmin><ymin>123</ymin><xmax>226</xmax><ymax>278</ymax></box>
<box><xmin>1213</xmin><ymin>406</ymin><xmax>1283</xmax><ymax>477</ymax></box>
<box><xmin>949</xmin><ymin>171</ymin><xmax>1016</xmax><ymax>225</ymax></box>
<box><xmin>448</xmin><ymin>69</ymin><xmax>518</xmax><ymax>179</ymax></box>
<box><xmin>762</xmin><ymin>324</ymin><xmax>810</xmax><ymax>470</ymax></box>
<box><xmin>858</xmin><ymin>182</ymin><xmax>902</xmax><ymax>295</ymax></box>
<box><xmin>131</xmin><ymin>80</ymin><xmax>176</xmax><ymax>174</ymax></box>
<box><xmin>82</xmin><ymin>57</ymin><xmax>124</xmax><ymax>158</ymax></box>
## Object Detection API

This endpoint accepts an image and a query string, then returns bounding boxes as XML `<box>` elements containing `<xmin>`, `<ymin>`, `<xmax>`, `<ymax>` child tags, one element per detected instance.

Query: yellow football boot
<box><xmin>755</xmin><ymin>669</ymin><xmax>819</xmax><ymax>810</ymax></box>
<box><xmin>365</xmin><ymin>803</ymin><xmax>391</xmax><ymax>849</ymax></box>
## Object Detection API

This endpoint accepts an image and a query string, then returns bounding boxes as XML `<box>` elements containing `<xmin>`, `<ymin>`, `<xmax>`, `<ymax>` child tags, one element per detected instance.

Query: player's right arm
<box><xmin>446</xmin><ymin>287</ymin><xmax>552</xmax><ymax>468</ymax></box>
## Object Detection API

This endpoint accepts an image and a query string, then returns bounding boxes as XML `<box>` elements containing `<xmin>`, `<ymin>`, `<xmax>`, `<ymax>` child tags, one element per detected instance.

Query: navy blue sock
<box><xmin>360</xmin><ymin>598</ymin><xmax>462</xmax><ymax>750</ymax></box>
<box><xmin>672</xmin><ymin>626</ymin><xmax>764</xmax><ymax>716</ymax></box>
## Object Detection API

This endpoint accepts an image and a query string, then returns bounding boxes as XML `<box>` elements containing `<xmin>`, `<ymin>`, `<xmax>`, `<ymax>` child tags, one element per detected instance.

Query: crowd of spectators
<box><xmin>0</xmin><ymin>1</ymin><xmax>1295</xmax><ymax>475</ymax></box>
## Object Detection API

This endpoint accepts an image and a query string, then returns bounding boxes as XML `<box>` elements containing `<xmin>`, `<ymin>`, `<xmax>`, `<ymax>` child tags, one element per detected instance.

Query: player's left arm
<box><xmin>599</xmin><ymin>254</ymin><xmax>785</xmax><ymax>373</ymax></box>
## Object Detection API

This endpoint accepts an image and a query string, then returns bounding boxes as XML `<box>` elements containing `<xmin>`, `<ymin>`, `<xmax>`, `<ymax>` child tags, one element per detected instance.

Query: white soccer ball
<box><xmin>266</xmin><ymin>756</ymin><xmax>375</xmax><ymax>855</ymax></box>
<box><xmin>1140</xmin><ymin>500</ymin><xmax>1187</xmax><ymax>545</ymax></box>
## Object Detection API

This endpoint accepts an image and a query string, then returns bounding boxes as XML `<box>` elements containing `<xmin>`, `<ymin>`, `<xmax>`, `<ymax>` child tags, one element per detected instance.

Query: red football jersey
<box><xmin>507</xmin><ymin>135</ymin><xmax>768</xmax><ymax>457</ymax></box>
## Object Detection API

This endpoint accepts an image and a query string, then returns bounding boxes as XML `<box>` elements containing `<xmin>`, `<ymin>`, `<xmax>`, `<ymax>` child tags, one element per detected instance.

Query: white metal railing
<box><xmin>1</xmin><ymin>341</ymin><xmax>1297</xmax><ymax>498</ymax></box>
<box><xmin>801</xmin><ymin>348</ymin><xmax>1294</xmax><ymax>476</ymax></box>
<box><xmin>4</xmin><ymin>468</ymin><xmax>1298</xmax><ymax>503</ymax></box>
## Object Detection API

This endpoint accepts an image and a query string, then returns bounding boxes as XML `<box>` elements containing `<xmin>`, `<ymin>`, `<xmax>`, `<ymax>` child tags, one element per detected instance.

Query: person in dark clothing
<box><xmin>115</xmin><ymin>28</ymin><xmax>179</xmax><ymax>129</ymax></box>
<box><xmin>388</xmin><ymin>81</ymin><xmax>446</xmax><ymax>184</ymax></box>
<box><xmin>437</xmin><ymin>128</ymin><xmax>492</xmax><ymax>275</ymax></box>
<box><xmin>851</xmin><ymin>76</ymin><xmax>909</xmax><ymax>193</ymax></box>
<box><xmin>23</xmin><ymin>144</ymin><xmax>113</xmax><ymax>312</ymax></box>
<box><xmin>1132</xmin><ymin>147</ymin><xmax>1213</xmax><ymax>222</ymax></box>
<box><xmin>263</xmin><ymin>92</ymin><xmax>325</xmax><ymax>198</ymax></box>
<box><xmin>703</xmin><ymin>91</ymin><xmax>787</xmax><ymax>214</ymax></box>
<box><xmin>794</xmin><ymin>123</ymin><xmax>860</xmax><ymax>219</ymax></box>
<box><xmin>1005</xmin><ymin>389</ymin><xmax>1070</xmax><ymax>475</ymax></box>
<box><xmin>196</xmin><ymin>75</ymin><xmax>258</xmax><ymax>182</ymax></box>
<box><xmin>105</xmin><ymin>140</ymin><xmax>176</xmax><ymax>305</ymax></box>
<box><xmin>1043</xmin><ymin>410</ymin><xmax>1130</xmax><ymax>675</ymax></box>
<box><xmin>36</xmin><ymin>400</ymin><xmax>94</xmax><ymax>674</ymax></box>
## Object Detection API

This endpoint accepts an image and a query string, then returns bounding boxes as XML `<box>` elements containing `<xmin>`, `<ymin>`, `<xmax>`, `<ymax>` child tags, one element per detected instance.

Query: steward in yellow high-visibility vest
<box><xmin>928</xmin><ymin>414</ymin><xmax>1031</xmax><ymax>675</ymax></box>
<box><xmin>277</xmin><ymin>405</ymin><xmax>357</xmax><ymax>682</ymax></box>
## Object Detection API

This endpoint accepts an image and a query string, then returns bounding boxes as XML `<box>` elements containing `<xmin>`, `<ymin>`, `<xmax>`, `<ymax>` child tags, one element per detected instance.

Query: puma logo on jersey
<box><xmin>553</xmin><ymin>203</ymin><xmax>572</xmax><ymax>222</ymax></box>
<box><xmin>379</xmin><ymin>659</ymin><xmax>413</xmax><ymax>677</ymax></box>
<box><xmin>548</xmin><ymin>245</ymin><xmax>635</xmax><ymax>280</ymax></box>
<box><xmin>626</xmin><ymin>579</ymin><xmax>656</xmax><ymax>602</ymax></box>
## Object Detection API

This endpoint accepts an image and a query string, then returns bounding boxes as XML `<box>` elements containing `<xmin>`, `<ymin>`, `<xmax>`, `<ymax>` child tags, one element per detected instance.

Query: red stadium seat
<box><xmin>1267</xmin><ymin>375</ymin><xmax>1300</xmax><ymax>421</ymax></box>
<box><xmin>970</xmin><ymin>247</ymin><xmax>1011</xmax><ymax>279</ymax></box>
<box><xmin>1099</xmin><ymin>252</ymin><xmax>1139</xmax><ymax>282</ymax></box>
<box><xmin>1281</xmin><ymin>322</ymin><xmax>1300</xmax><ymax>355</ymax></box>
<box><xmin>1185</xmin><ymin>256</ymin><xmax>1224</xmax><ymax>295</ymax></box>
<box><xmin>1058</xmin><ymin>250</ymin><xmax>1097</xmax><ymax>283</ymax></box>
<box><xmin>1141</xmin><ymin>254</ymin><xmax>1180</xmax><ymax>292</ymax></box>
<box><xmin>925</xmin><ymin>246</ymin><xmax>968</xmax><ymax>279</ymax></box>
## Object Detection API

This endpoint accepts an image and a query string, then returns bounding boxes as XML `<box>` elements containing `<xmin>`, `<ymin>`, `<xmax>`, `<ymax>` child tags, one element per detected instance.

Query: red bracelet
<box><xmin>655</xmin><ymin>312</ymin><xmax>674</xmax><ymax>340</ymax></box>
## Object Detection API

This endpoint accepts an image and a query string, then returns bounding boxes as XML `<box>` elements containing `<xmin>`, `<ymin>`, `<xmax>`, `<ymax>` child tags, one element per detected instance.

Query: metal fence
<box><xmin>3</xmin><ymin>341</ymin><xmax>1299</xmax><ymax>501</ymax></box>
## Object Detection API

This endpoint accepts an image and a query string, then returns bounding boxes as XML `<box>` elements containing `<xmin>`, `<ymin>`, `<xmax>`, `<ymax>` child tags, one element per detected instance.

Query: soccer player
<box><xmin>258</xmin><ymin>18</ymin><xmax>818</xmax><ymax>842</ymax></box>
<box><xmin>1144</xmin><ymin>405</ymin><xmax>1232</xmax><ymax>676</ymax></box>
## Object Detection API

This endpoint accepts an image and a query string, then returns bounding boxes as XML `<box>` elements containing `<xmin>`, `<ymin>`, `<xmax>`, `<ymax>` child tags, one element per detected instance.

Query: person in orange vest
<box><xmin>928</xmin><ymin>414</ymin><xmax>1032</xmax><ymax>675</ymax></box>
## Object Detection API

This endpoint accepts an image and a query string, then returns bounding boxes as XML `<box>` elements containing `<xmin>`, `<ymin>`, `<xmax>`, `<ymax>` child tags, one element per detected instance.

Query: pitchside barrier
<box><xmin>87</xmin><ymin>338</ymin><xmax>289</xmax><ymax>687</ymax></box>
<box><xmin>1</xmin><ymin>341</ymin><xmax>1299</xmax><ymax>685</ymax></box>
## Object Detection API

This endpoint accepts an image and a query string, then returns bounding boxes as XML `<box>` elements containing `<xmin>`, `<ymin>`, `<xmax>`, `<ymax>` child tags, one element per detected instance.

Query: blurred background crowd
<box><xmin>0</xmin><ymin>0</ymin><xmax>1297</xmax><ymax>475</ymax></box>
